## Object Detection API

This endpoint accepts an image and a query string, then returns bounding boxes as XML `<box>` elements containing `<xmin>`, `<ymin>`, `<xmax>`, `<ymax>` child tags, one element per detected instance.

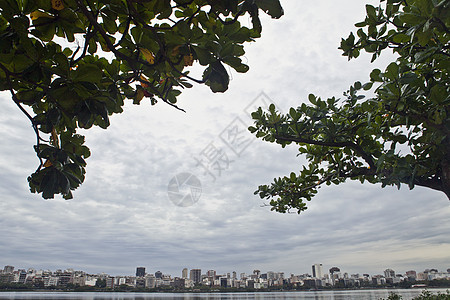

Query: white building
<box><xmin>312</xmin><ymin>264</ymin><xmax>323</xmax><ymax>279</ymax></box>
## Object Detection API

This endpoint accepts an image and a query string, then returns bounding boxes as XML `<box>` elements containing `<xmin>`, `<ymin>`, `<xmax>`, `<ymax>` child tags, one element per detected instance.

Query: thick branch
<box><xmin>413</xmin><ymin>176</ymin><xmax>446</xmax><ymax>195</ymax></box>
<box><xmin>273</xmin><ymin>134</ymin><xmax>376</xmax><ymax>169</ymax></box>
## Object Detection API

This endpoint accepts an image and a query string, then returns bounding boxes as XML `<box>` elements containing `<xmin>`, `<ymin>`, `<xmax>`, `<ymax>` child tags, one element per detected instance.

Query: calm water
<box><xmin>0</xmin><ymin>289</ymin><xmax>448</xmax><ymax>300</ymax></box>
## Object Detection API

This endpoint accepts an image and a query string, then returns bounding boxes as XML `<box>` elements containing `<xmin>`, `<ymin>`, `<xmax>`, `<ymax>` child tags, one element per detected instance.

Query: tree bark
<box><xmin>442</xmin><ymin>158</ymin><xmax>450</xmax><ymax>200</ymax></box>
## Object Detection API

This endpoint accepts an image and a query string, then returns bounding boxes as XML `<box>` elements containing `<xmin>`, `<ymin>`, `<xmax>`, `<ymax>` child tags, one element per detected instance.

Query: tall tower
<box><xmin>190</xmin><ymin>269</ymin><xmax>202</xmax><ymax>283</ymax></box>
<box><xmin>136</xmin><ymin>267</ymin><xmax>146</xmax><ymax>277</ymax></box>
<box><xmin>182</xmin><ymin>268</ymin><xmax>188</xmax><ymax>279</ymax></box>
<box><xmin>312</xmin><ymin>264</ymin><xmax>323</xmax><ymax>279</ymax></box>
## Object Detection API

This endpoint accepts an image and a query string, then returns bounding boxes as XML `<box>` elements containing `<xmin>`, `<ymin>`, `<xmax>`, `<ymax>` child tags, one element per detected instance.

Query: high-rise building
<box><xmin>3</xmin><ymin>266</ymin><xmax>14</xmax><ymax>273</ymax></box>
<box><xmin>18</xmin><ymin>271</ymin><xmax>27</xmax><ymax>284</ymax></box>
<box><xmin>106</xmin><ymin>277</ymin><xmax>115</xmax><ymax>289</ymax></box>
<box><xmin>206</xmin><ymin>270</ymin><xmax>216</xmax><ymax>278</ymax></box>
<box><xmin>220</xmin><ymin>277</ymin><xmax>228</xmax><ymax>287</ymax></box>
<box><xmin>182</xmin><ymin>268</ymin><xmax>188</xmax><ymax>279</ymax></box>
<box><xmin>329</xmin><ymin>267</ymin><xmax>340</xmax><ymax>275</ymax></box>
<box><xmin>384</xmin><ymin>269</ymin><xmax>395</xmax><ymax>278</ymax></box>
<box><xmin>312</xmin><ymin>264</ymin><xmax>323</xmax><ymax>279</ymax></box>
<box><xmin>190</xmin><ymin>269</ymin><xmax>201</xmax><ymax>284</ymax></box>
<box><xmin>136</xmin><ymin>267</ymin><xmax>146</xmax><ymax>277</ymax></box>
<box><xmin>155</xmin><ymin>271</ymin><xmax>162</xmax><ymax>279</ymax></box>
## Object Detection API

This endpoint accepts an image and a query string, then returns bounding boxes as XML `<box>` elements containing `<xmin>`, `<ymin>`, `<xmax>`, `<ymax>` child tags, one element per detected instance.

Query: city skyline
<box><xmin>1</xmin><ymin>0</ymin><xmax>449</xmax><ymax>277</ymax></box>
<box><xmin>2</xmin><ymin>264</ymin><xmax>450</xmax><ymax>279</ymax></box>
<box><xmin>2</xmin><ymin>263</ymin><xmax>450</xmax><ymax>290</ymax></box>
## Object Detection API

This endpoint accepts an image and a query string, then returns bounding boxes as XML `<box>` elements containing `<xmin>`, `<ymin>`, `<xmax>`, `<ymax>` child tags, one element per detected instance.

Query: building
<box><xmin>312</xmin><ymin>264</ymin><xmax>323</xmax><ymax>279</ymax></box>
<box><xmin>44</xmin><ymin>276</ymin><xmax>59</xmax><ymax>287</ymax></box>
<box><xmin>406</xmin><ymin>270</ymin><xmax>417</xmax><ymax>281</ymax></box>
<box><xmin>329</xmin><ymin>267</ymin><xmax>340</xmax><ymax>275</ymax></box>
<box><xmin>18</xmin><ymin>271</ymin><xmax>27</xmax><ymax>284</ymax></box>
<box><xmin>3</xmin><ymin>266</ymin><xmax>14</xmax><ymax>273</ymax></box>
<box><xmin>145</xmin><ymin>274</ymin><xmax>156</xmax><ymax>288</ymax></box>
<box><xmin>58</xmin><ymin>272</ymin><xmax>73</xmax><ymax>286</ymax></box>
<box><xmin>304</xmin><ymin>278</ymin><xmax>322</xmax><ymax>289</ymax></box>
<box><xmin>106</xmin><ymin>277</ymin><xmax>115</xmax><ymax>288</ymax></box>
<box><xmin>206</xmin><ymin>270</ymin><xmax>216</xmax><ymax>278</ymax></box>
<box><xmin>417</xmin><ymin>272</ymin><xmax>427</xmax><ymax>281</ymax></box>
<box><xmin>384</xmin><ymin>269</ymin><xmax>395</xmax><ymax>278</ymax></box>
<box><xmin>155</xmin><ymin>271</ymin><xmax>162</xmax><ymax>279</ymax></box>
<box><xmin>72</xmin><ymin>275</ymin><xmax>86</xmax><ymax>286</ymax></box>
<box><xmin>136</xmin><ymin>267</ymin><xmax>146</xmax><ymax>277</ymax></box>
<box><xmin>182</xmin><ymin>268</ymin><xmax>188</xmax><ymax>279</ymax></box>
<box><xmin>190</xmin><ymin>269</ymin><xmax>201</xmax><ymax>284</ymax></box>
<box><xmin>0</xmin><ymin>273</ymin><xmax>14</xmax><ymax>283</ymax></box>
<box><xmin>136</xmin><ymin>277</ymin><xmax>146</xmax><ymax>288</ymax></box>
<box><xmin>220</xmin><ymin>277</ymin><xmax>228</xmax><ymax>287</ymax></box>
<box><xmin>85</xmin><ymin>275</ymin><xmax>98</xmax><ymax>286</ymax></box>
<box><xmin>172</xmin><ymin>277</ymin><xmax>185</xmax><ymax>288</ymax></box>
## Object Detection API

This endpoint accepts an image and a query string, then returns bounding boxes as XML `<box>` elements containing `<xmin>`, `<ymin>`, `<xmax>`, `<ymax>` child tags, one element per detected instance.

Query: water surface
<box><xmin>0</xmin><ymin>289</ymin><xmax>448</xmax><ymax>300</ymax></box>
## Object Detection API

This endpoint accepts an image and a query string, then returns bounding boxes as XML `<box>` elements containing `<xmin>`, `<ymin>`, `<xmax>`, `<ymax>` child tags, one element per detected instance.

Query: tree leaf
<box><xmin>51</xmin><ymin>0</ymin><xmax>64</xmax><ymax>10</ymax></box>
<box><xmin>255</xmin><ymin>0</ymin><xmax>284</xmax><ymax>19</ymax></box>
<box><xmin>203</xmin><ymin>61</ymin><xmax>229</xmax><ymax>93</ymax></box>
<box><xmin>140</xmin><ymin>48</ymin><xmax>155</xmax><ymax>64</ymax></box>
<box><xmin>72</xmin><ymin>64</ymin><xmax>103</xmax><ymax>83</ymax></box>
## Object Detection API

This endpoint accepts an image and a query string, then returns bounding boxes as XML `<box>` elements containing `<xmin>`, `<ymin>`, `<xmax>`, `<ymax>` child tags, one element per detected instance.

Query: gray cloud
<box><xmin>1</xmin><ymin>0</ymin><xmax>449</xmax><ymax>279</ymax></box>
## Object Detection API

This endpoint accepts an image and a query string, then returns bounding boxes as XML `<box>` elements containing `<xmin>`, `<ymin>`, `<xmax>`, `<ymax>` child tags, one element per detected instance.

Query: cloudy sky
<box><xmin>1</xmin><ymin>1</ymin><xmax>449</xmax><ymax>278</ymax></box>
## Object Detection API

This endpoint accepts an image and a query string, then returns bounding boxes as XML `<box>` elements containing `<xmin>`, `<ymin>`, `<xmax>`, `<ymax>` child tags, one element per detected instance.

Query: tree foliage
<box><xmin>249</xmin><ymin>0</ymin><xmax>449</xmax><ymax>213</ymax></box>
<box><xmin>0</xmin><ymin>0</ymin><xmax>283</xmax><ymax>199</ymax></box>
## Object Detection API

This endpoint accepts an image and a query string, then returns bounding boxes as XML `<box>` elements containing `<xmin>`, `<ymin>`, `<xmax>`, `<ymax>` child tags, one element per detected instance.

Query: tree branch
<box><xmin>273</xmin><ymin>134</ymin><xmax>376</xmax><ymax>169</ymax></box>
<box><xmin>71</xmin><ymin>23</ymin><xmax>96</xmax><ymax>65</ymax></box>
<box><xmin>0</xmin><ymin>63</ymin><xmax>44</xmax><ymax>171</ymax></box>
<box><xmin>77</xmin><ymin>0</ymin><xmax>133</xmax><ymax>64</ymax></box>
<box><xmin>113</xmin><ymin>17</ymin><xmax>131</xmax><ymax>47</ymax></box>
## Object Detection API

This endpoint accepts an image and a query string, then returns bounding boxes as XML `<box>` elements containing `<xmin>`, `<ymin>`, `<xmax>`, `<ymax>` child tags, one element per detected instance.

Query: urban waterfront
<box><xmin>0</xmin><ymin>289</ymin><xmax>449</xmax><ymax>300</ymax></box>
<box><xmin>3</xmin><ymin>265</ymin><xmax>450</xmax><ymax>290</ymax></box>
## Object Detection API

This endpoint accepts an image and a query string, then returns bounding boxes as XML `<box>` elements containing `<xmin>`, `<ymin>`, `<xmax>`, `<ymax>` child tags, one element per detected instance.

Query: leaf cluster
<box><xmin>0</xmin><ymin>0</ymin><xmax>283</xmax><ymax>198</ymax></box>
<box><xmin>250</xmin><ymin>0</ymin><xmax>450</xmax><ymax>213</ymax></box>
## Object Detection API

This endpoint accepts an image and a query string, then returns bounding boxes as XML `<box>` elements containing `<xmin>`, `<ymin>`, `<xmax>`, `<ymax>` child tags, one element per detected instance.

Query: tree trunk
<box><xmin>442</xmin><ymin>157</ymin><xmax>450</xmax><ymax>200</ymax></box>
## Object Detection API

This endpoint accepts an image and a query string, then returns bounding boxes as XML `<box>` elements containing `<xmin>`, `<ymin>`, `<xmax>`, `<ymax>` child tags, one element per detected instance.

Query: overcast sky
<box><xmin>1</xmin><ymin>1</ymin><xmax>449</xmax><ymax>278</ymax></box>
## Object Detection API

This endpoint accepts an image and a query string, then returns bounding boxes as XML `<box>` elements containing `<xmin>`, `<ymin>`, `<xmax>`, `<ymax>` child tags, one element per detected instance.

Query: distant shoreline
<box><xmin>1</xmin><ymin>286</ymin><xmax>449</xmax><ymax>293</ymax></box>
